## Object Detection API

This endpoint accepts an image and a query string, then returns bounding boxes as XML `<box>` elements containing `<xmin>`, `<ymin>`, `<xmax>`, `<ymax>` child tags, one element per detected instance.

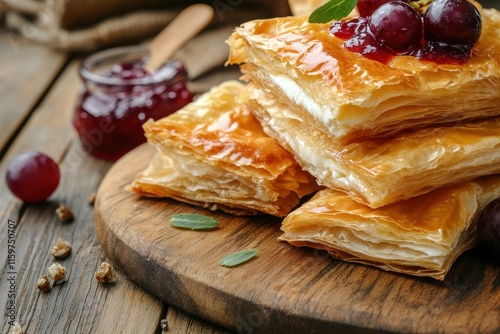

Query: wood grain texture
<box><xmin>0</xmin><ymin>51</ymin><xmax>234</xmax><ymax>333</ymax></box>
<box><xmin>0</xmin><ymin>58</ymin><xmax>166</xmax><ymax>333</ymax></box>
<box><xmin>0</xmin><ymin>29</ymin><xmax>67</xmax><ymax>151</ymax></box>
<box><xmin>95</xmin><ymin>144</ymin><xmax>500</xmax><ymax>334</ymax></box>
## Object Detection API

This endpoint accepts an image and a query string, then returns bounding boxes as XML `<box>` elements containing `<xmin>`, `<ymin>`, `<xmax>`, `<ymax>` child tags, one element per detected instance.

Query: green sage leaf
<box><xmin>170</xmin><ymin>213</ymin><xmax>219</xmax><ymax>230</ymax></box>
<box><xmin>219</xmin><ymin>249</ymin><xmax>259</xmax><ymax>267</ymax></box>
<box><xmin>309</xmin><ymin>0</ymin><xmax>358</xmax><ymax>23</ymax></box>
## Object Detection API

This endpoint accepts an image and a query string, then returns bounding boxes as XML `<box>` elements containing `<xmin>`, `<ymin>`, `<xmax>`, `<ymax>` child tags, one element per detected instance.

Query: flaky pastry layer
<box><xmin>280</xmin><ymin>175</ymin><xmax>500</xmax><ymax>280</ymax></box>
<box><xmin>242</xmin><ymin>83</ymin><xmax>500</xmax><ymax>207</ymax></box>
<box><xmin>128</xmin><ymin>81</ymin><xmax>319</xmax><ymax>217</ymax></box>
<box><xmin>227</xmin><ymin>7</ymin><xmax>500</xmax><ymax>143</ymax></box>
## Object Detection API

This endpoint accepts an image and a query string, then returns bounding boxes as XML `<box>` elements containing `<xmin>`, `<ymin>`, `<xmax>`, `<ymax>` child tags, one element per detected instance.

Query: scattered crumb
<box><xmin>9</xmin><ymin>322</ymin><xmax>23</xmax><ymax>334</ymax></box>
<box><xmin>55</xmin><ymin>203</ymin><xmax>74</xmax><ymax>222</ymax></box>
<box><xmin>88</xmin><ymin>192</ymin><xmax>96</xmax><ymax>206</ymax></box>
<box><xmin>36</xmin><ymin>275</ymin><xmax>52</xmax><ymax>292</ymax></box>
<box><xmin>37</xmin><ymin>263</ymin><xmax>67</xmax><ymax>293</ymax></box>
<box><xmin>51</xmin><ymin>238</ymin><xmax>72</xmax><ymax>259</ymax></box>
<box><xmin>47</xmin><ymin>262</ymin><xmax>67</xmax><ymax>284</ymax></box>
<box><xmin>95</xmin><ymin>262</ymin><xmax>115</xmax><ymax>283</ymax></box>
<box><xmin>160</xmin><ymin>318</ymin><xmax>168</xmax><ymax>331</ymax></box>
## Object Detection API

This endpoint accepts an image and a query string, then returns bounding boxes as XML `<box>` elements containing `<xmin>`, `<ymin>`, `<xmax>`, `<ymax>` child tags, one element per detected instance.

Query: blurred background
<box><xmin>0</xmin><ymin>0</ymin><xmax>497</xmax><ymax>91</ymax></box>
<box><xmin>0</xmin><ymin>0</ymin><xmax>497</xmax><ymax>54</ymax></box>
<box><xmin>0</xmin><ymin>0</ymin><xmax>291</xmax><ymax>52</ymax></box>
<box><xmin>479</xmin><ymin>0</ymin><xmax>500</xmax><ymax>8</ymax></box>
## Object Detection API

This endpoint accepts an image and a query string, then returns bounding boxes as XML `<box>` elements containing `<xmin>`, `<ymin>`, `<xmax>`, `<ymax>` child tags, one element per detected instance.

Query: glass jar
<box><xmin>73</xmin><ymin>46</ymin><xmax>193</xmax><ymax>160</ymax></box>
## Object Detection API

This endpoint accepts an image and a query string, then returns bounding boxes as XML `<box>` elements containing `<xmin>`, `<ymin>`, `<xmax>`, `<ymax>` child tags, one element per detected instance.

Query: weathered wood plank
<box><xmin>0</xmin><ymin>141</ymin><xmax>166</xmax><ymax>334</ymax></box>
<box><xmin>0</xmin><ymin>55</ymin><xmax>234</xmax><ymax>334</ymax></box>
<box><xmin>0</xmin><ymin>58</ymin><xmax>167</xmax><ymax>333</ymax></box>
<box><xmin>0</xmin><ymin>30</ymin><xmax>68</xmax><ymax>152</ymax></box>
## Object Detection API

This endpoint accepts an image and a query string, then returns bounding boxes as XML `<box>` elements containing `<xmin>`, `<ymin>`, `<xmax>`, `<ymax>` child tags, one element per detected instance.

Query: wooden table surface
<box><xmin>0</xmin><ymin>29</ymin><xmax>233</xmax><ymax>334</ymax></box>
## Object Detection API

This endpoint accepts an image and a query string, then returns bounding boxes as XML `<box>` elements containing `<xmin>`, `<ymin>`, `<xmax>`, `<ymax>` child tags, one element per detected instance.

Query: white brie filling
<box><xmin>263</xmin><ymin>98</ymin><xmax>364</xmax><ymax>195</ymax></box>
<box><xmin>268</xmin><ymin>73</ymin><xmax>341</xmax><ymax>134</ymax></box>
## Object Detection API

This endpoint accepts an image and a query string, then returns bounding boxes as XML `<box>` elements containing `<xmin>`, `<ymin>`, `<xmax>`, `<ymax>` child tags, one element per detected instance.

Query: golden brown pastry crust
<box><xmin>128</xmin><ymin>81</ymin><xmax>319</xmax><ymax>217</ymax></box>
<box><xmin>280</xmin><ymin>175</ymin><xmax>500</xmax><ymax>280</ymax></box>
<box><xmin>242</xmin><ymin>83</ymin><xmax>500</xmax><ymax>208</ymax></box>
<box><xmin>227</xmin><ymin>7</ymin><xmax>500</xmax><ymax>143</ymax></box>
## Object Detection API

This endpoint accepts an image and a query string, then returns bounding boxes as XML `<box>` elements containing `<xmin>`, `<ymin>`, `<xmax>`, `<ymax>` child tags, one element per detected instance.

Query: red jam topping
<box><xmin>330</xmin><ymin>0</ymin><xmax>482</xmax><ymax>64</ymax></box>
<box><xmin>74</xmin><ymin>52</ymin><xmax>193</xmax><ymax>161</ymax></box>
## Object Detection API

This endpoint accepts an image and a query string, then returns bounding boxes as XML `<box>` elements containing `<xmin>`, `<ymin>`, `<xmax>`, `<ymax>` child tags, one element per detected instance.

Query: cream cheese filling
<box><xmin>268</xmin><ymin>73</ymin><xmax>342</xmax><ymax>135</ymax></box>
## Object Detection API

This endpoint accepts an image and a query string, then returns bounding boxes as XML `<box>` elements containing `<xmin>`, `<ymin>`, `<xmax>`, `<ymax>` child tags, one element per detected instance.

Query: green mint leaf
<box><xmin>170</xmin><ymin>213</ymin><xmax>219</xmax><ymax>230</ymax></box>
<box><xmin>309</xmin><ymin>0</ymin><xmax>358</xmax><ymax>23</ymax></box>
<box><xmin>219</xmin><ymin>249</ymin><xmax>258</xmax><ymax>267</ymax></box>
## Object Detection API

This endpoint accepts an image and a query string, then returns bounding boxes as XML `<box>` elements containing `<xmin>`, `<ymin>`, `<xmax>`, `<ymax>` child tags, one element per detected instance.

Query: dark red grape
<box><xmin>356</xmin><ymin>0</ymin><xmax>410</xmax><ymax>17</ymax></box>
<box><xmin>330</xmin><ymin>0</ymin><xmax>478</xmax><ymax>65</ymax></box>
<box><xmin>6</xmin><ymin>151</ymin><xmax>60</xmax><ymax>203</ymax></box>
<box><xmin>477</xmin><ymin>198</ymin><xmax>500</xmax><ymax>258</ymax></box>
<box><xmin>368</xmin><ymin>2</ymin><xmax>423</xmax><ymax>53</ymax></box>
<box><xmin>424</xmin><ymin>0</ymin><xmax>482</xmax><ymax>45</ymax></box>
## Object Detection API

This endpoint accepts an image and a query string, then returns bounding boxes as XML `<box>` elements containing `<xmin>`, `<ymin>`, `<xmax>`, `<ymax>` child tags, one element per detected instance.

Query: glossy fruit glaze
<box><xmin>6</xmin><ymin>151</ymin><xmax>60</xmax><ymax>203</ymax></box>
<box><xmin>330</xmin><ymin>0</ymin><xmax>482</xmax><ymax>64</ymax></box>
<box><xmin>74</xmin><ymin>56</ymin><xmax>193</xmax><ymax>161</ymax></box>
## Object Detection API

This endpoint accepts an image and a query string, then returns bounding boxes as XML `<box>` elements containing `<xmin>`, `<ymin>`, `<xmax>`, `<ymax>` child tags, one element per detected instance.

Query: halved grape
<box><xmin>424</xmin><ymin>0</ymin><xmax>482</xmax><ymax>45</ymax></box>
<box><xmin>6</xmin><ymin>151</ymin><xmax>60</xmax><ymax>203</ymax></box>
<box><xmin>477</xmin><ymin>198</ymin><xmax>500</xmax><ymax>259</ymax></box>
<box><xmin>368</xmin><ymin>2</ymin><xmax>423</xmax><ymax>53</ymax></box>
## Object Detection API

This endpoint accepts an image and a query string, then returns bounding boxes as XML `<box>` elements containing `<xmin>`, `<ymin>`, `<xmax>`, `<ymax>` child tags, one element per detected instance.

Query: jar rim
<box><xmin>79</xmin><ymin>45</ymin><xmax>185</xmax><ymax>87</ymax></box>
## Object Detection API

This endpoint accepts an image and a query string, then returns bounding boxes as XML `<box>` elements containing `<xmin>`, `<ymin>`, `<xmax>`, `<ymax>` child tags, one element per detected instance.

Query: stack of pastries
<box><xmin>130</xmin><ymin>4</ymin><xmax>500</xmax><ymax>280</ymax></box>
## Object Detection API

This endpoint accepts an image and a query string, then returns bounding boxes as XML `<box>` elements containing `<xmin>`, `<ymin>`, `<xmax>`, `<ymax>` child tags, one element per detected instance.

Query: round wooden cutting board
<box><xmin>94</xmin><ymin>144</ymin><xmax>500</xmax><ymax>334</ymax></box>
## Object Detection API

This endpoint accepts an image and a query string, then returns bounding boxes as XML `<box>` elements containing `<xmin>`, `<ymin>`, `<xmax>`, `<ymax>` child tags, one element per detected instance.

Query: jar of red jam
<box><xmin>73</xmin><ymin>46</ymin><xmax>193</xmax><ymax>160</ymax></box>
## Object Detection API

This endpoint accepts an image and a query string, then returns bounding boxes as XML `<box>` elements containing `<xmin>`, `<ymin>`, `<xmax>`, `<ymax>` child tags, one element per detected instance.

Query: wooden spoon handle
<box><xmin>146</xmin><ymin>4</ymin><xmax>214</xmax><ymax>71</ymax></box>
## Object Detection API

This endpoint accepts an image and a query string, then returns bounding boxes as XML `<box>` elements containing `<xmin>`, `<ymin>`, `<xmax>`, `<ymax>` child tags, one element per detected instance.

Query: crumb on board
<box><xmin>160</xmin><ymin>318</ymin><xmax>168</xmax><ymax>331</ymax></box>
<box><xmin>9</xmin><ymin>322</ymin><xmax>23</xmax><ymax>334</ymax></box>
<box><xmin>36</xmin><ymin>263</ymin><xmax>67</xmax><ymax>292</ymax></box>
<box><xmin>36</xmin><ymin>275</ymin><xmax>52</xmax><ymax>292</ymax></box>
<box><xmin>47</xmin><ymin>262</ymin><xmax>67</xmax><ymax>284</ymax></box>
<box><xmin>95</xmin><ymin>262</ymin><xmax>116</xmax><ymax>283</ymax></box>
<box><xmin>51</xmin><ymin>238</ymin><xmax>72</xmax><ymax>259</ymax></box>
<box><xmin>55</xmin><ymin>203</ymin><xmax>74</xmax><ymax>222</ymax></box>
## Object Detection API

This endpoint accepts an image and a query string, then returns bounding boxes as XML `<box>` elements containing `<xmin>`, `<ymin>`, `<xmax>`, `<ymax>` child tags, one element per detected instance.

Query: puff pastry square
<box><xmin>280</xmin><ymin>175</ymin><xmax>500</xmax><ymax>280</ymax></box>
<box><xmin>227</xmin><ymin>8</ymin><xmax>500</xmax><ymax>143</ymax></box>
<box><xmin>128</xmin><ymin>81</ymin><xmax>319</xmax><ymax>217</ymax></box>
<box><xmin>242</xmin><ymin>83</ymin><xmax>500</xmax><ymax>208</ymax></box>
